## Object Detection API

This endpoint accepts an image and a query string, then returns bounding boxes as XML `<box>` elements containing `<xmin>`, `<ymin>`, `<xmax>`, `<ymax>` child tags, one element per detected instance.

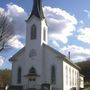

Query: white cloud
<box><xmin>73</xmin><ymin>56</ymin><xmax>88</xmax><ymax>62</ymax></box>
<box><xmin>0</xmin><ymin>8</ymin><xmax>4</xmax><ymax>12</ymax></box>
<box><xmin>6</xmin><ymin>3</ymin><xmax>28</xmax><ymax>35</ymax></box>
<box><xmin>7</xmin><ymin>3</ymin><xmax>24</xmax><ymax>14</ymax></box>
<box><xmin>60</xmin><ymin>45</ymin><xmax>90</xmax><ymax>62</ymax></box>
<box><xmin>8</xmin><ymin>35</ymin><xmax>24</xmax><ymax>49</ymax></box>
<box><xmin>0</xmin><ymin>4</ymin><xmax>89</xmax><ymax>64</ymax></box>
<box><xmin>79</xmin><ymin>20</ymin><xmax>84</xmax><ymax>25</ymax></box>
<box><xmin>44</xmin><ymin>6</ymin><xmax>77</xmax><ymax>44</ymax></box>
<box><xmin>84</xmin><ymin>9</ymin><xmax>90</xmax><ymax>18</ymax></box>
<box><xmin>0</xmin><ymin>5</ymin><xmax>78</xmax><ymax>48</ymax></box>
<box><xmin>52</xmin><ymin>40</ymin><xmax>60</xmax><ymax>48</ymax></box>
<box><xmin>77</xmin><ymin>28</ymin><xmax>90</xmax><ymax>44</ymax></box>
<box><xmin>0</xmin><ymin>3</ymin><xmax>27</xmax><ymax>49</ymax></box>
<box><xmin>0</xmin><ymin>56</ymin><xmax>4</xmax><ymax>66</ymax></box>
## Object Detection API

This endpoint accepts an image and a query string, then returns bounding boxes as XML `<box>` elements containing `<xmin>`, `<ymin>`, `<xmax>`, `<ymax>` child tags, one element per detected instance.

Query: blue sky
<box><xmin>0</xmin><ymin>0</ymin><xmax>90</xmax><ymax>69</ymax></box>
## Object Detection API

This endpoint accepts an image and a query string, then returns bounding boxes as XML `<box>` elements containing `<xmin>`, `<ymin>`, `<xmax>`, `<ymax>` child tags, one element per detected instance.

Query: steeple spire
<box><xmin>29</xmin><ymin>0</ymin><xmax>45</xmax><ymax>19</ymax></box>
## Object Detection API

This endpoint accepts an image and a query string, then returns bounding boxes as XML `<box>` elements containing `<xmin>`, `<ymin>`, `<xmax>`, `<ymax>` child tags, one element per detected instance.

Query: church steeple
<box><xmin>29</xmin><ymin>0</ymin><xmax>45</xmax><ymax>19</ymax></box>
<box><xmin>26</xmin><ymin>0</ymin><xmax>48</xmax><ymax>49</ymax></box>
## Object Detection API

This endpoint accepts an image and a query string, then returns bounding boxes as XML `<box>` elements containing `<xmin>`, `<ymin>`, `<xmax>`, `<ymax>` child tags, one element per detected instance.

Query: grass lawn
<box><xmin>84</xmin><ymin>87</ymin><xmax>90</xmax><ymax>90</ymax></box>
<box><xmin>84</xmin><ymin>83</ymin><xmax>90</xmax><ymax>90</ymax></box>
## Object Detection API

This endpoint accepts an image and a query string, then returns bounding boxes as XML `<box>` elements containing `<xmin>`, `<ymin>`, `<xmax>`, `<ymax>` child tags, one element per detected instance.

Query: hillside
<box><xmin>76</xmin><ymin>60</ymin><xmax>90</xmax><ymax>82</ymax></box>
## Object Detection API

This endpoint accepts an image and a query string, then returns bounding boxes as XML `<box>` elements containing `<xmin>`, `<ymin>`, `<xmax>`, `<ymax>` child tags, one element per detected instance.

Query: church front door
<box><xmin>28</xmin><ymin>78</ymin><xmax>36</xmax><ymax>89</ymax></box>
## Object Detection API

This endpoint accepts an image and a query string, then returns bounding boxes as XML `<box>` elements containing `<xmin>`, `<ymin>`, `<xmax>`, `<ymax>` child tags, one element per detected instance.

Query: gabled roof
<box><xmin>27</xmin><ymin>0</ymin><xmax>45</xmax><ymax>21</ymax></box>
<box><xmin>80</xmin><ymin>74</ymin><xmax>85</xmax><ymax>77</ymax></box>
<box><xmin>9</xmin><ymin>43</ymin><xmax>80</xmax><ymax>70</ymax></box>
<box><xmin>43</xmin><ymin>43</ymin><xmax>80</xmax><ymax>70</ymax></box>
<box><xmin>9</xmin><ymin>47</ymin><xmax>25</xmax><ymax>62</ymax></box>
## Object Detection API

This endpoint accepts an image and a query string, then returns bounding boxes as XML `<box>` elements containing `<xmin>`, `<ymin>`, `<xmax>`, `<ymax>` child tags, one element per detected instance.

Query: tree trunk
<box><xmin>0</xmin><ymin>42</ymin><xmax>5</xmax><ymax>52</ymax></box>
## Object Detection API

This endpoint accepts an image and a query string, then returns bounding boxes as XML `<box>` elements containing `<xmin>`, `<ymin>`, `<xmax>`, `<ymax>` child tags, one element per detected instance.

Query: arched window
<box><xmin>29</xmin><ymin>67</ymin><xmax>37</xmax><ymax>81</ymax></box>
<box><xmin>51</xmin><ymin>65</ymin><xmax>56</xmax><ymax>84</ymax></box>
<box><xmin>43</xmin><ymin>28</ymin><xmax>46</xmax><ymax>41</ymax></box>
<box><xmin>17</xmin><ymin>67</ymin><xmax>22</xmax><ymax>84</ymax></box>
<box><xmin>31</xmin><ymin>24</ymin><xmax>36</xmax><ymax>40</ymax></box>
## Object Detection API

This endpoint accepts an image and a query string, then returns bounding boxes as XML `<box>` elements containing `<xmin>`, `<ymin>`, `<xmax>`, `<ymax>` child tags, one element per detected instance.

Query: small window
<box><xmin>17</xmin><ymin>67</ymin><xmax>22</xmax><ymax>84</ymax></box>
<box><xmin>31</xmin><ymin>24</ymin><xmax>36</xmax><ymax>39</ymax></box>
<box><xmin>43</xmin><ymin>28</ymin><xmax>46</xmax><ymax>41</ymax></box>
<box><xmin>51</xmin><ymin>65</ymin><xmax>56</xmax><ymax>84</ymax></box>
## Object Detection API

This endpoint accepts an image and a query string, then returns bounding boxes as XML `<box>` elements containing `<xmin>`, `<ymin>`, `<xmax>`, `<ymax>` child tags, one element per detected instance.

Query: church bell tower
<box><xmin>26</xmin><ymin>0</ymin><xmax>48</xmax><ymax>51</ymax></box>
<box><xmin>25</xmin><ymin>0</ymin><xmax>48</xmax><ymax>84</ymax></box>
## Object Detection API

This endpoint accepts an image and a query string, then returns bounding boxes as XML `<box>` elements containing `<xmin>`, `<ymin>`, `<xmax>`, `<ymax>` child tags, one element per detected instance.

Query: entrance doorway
<box><xmin>28</xmin><ymin>78</ymin><xmax>36</xmax><ymax>89</ymax></box>
<box><xmin>24</xmin><ymin>67</ymin><xmax>40</xmax><ymax>89</ymax></box>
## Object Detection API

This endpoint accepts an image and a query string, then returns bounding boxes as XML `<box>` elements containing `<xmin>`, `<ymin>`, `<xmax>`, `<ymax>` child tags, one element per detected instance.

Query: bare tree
<box><xmin>0</xmin><ymin>69</ymin><xmax>11</xmax><ymax>88</ymax></box>
<box><xmin>0</xmin><ymin>11</ymin><xmax>14</xmax><ymax>51</ymax></box>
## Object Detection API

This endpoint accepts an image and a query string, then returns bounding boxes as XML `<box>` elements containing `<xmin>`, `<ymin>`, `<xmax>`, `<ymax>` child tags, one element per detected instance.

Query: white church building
<box><xmin>9</xmin><ymin>0</ymin><xmax>84</xmax><ymax>90</ymax></box>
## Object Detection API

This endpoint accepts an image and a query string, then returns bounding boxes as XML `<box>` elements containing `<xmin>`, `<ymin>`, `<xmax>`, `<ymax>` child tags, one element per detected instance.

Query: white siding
<box><xmin>12</xmin><ymin>16</ymin><xmax>48</xmax><ymax>88</ymax></box>
<box><xmin>63</xmin><ymin>61</ymin><xmax>80</xmax><ymax>90</ymax></box>
<box><xmin>44</xmin><ymin>46</ymin><xmax>63</xmax><ymax>90</ymax></box>
<box><xmin>12</xmin><ymin>51</ymin><xmax>25</xmax><ymax>86</ymax></box>
<box><xmin>80</xmin><ymin>75</ymin><xmax>84</xmax><ymax>88</ymax></box>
